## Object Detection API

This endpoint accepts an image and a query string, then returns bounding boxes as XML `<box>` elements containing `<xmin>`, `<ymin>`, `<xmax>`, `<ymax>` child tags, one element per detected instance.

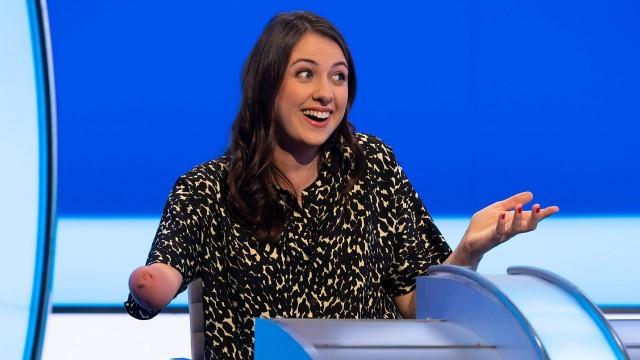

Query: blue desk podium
<box><xmin>254</xmin><ymin>265</ymin><xmax>638</xmax><ymax>359</ymax></box>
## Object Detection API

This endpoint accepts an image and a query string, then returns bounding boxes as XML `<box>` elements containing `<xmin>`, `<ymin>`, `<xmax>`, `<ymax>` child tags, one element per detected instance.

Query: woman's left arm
<box><xmin>445</xmin><ymin>191</ymin><xmax>560</xmax><ymax>270</ymax></box>
<box><xmin>394</xmin><ymin>191</ymin><xmax>559</xmax><ymax>318</ymax></box>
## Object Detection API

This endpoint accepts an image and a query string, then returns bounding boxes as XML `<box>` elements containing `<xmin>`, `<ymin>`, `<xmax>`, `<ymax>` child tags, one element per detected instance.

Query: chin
<box><xmin>309</xmin><ymin>127</ymin><xmax>340</xmax><ymax>145</ymax></box>
<box><xmin>298</xmin><ymin>134</ymin><xmax>333</xmax><ymax>148</ymax></box>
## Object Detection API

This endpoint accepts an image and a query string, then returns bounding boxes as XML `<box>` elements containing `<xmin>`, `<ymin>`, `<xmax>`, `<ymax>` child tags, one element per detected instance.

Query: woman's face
<box><xmin>274</xmin><ymin>32</ymin><xmax>349</xmax><ymax>155</ymax></box>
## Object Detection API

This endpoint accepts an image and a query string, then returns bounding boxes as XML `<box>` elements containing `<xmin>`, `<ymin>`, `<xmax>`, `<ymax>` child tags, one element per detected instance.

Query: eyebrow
<box><xmin>290</xmin><ymin>58</ymin><xmax>348</xmax><ymax>69</ymax></box>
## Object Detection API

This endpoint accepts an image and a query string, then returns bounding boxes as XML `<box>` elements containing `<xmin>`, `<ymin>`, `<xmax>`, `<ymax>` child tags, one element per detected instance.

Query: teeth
<box><xmin>302</xmin><ymin>110</ymin><xmax>330</xmax><ymax>119</ymax></box>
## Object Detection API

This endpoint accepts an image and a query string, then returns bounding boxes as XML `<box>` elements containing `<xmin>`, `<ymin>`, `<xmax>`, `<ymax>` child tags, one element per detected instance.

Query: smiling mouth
<box><xmin>301</xmin><ymin>109</ymin><xmax>331</xmax><ymax>122</ymax></box>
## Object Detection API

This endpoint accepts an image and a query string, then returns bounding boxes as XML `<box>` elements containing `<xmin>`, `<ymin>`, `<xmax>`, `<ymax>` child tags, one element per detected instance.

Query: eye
<box><xmin>296</xmin><ymin>69</ymin><xmax>313</xmax><ymax>79</ymax></box>
<box><xmin>331</xmin><ymin>72</ymin><xmax>347</xmax><ymax>82</ymax></box>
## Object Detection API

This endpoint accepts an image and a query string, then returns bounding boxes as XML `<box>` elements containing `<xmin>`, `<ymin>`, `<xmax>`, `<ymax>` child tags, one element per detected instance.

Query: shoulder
<box><xmin>355</xmin><ymin>132</ymin><xmax>392</xmax><ymax>152</ymax></box>
<box><xmin>173</xmin><ymin>155</ymin><xmax>230</xmax><ymax>200</ymax></box>
<box><xmin>354</xmin><ymin>132</ymin><xmax>398</xmax><ymax>170</ymax></box>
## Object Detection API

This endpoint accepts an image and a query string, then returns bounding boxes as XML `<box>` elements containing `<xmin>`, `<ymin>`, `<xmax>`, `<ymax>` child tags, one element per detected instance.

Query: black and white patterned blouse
<box><xmin>125</xmin><ymin>133</ymin><xmax>452</xmax><ymax>359</ymax></box>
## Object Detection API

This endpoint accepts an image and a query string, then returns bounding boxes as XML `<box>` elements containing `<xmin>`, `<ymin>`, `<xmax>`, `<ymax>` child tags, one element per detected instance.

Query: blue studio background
<box><xmin>47</xmin><ymin>1</ymin><xmax>640</xmax><ymax>307</ymax></box>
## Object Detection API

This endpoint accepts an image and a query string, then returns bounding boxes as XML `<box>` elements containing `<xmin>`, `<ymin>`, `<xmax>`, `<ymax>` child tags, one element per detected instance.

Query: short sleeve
<box><xmin>125</xmin><ymin>175</ymin><xmax>204</xmax><ymax>319</ymax></box>
<box><xmin>382</xmin><ymin>147</ymin><xmax>452</xmax><ymax>298</ymax></box>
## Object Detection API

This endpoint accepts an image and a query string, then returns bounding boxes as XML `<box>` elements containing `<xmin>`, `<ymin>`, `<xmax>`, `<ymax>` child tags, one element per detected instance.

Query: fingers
<box><xmin>498</xmin><ymin>191</ymin><xmax>533</xmax><ymax>210</ymax></box>
<box><xmin>509</xmin><ymin>203</ymin><xmax>560</xmax><ymax>235</ymax></box>
<box><xmin>512</xmin><ymin>203</ymin><xmax>541</xmax><ymax>233</ymax></box>
<box><xmin>538</xmin><ymin>205</ymin><xmax>560</xmax><ymax>220</ymax></box>
<box><xmin>496</xmin><ymin>210</ymin><xmax>510</xmax><ymax>236</ymax></box>
<box><xmin>494</xmin><ymin>202</ymin><xmax>559</xmax><ymax>245</ymax></box>
<box><xmin>526</xmin><ymin>203</ymin><xmax>542</xmax><ymax>231</ymax></box>
<box><xmin>511</xmin><ymin>203</ymin><xmax>525</xmax><ymax>232</ymax></box>
<box><xmin>529</xmin><ymin>204</ymin><xmax>543</xmax><ymax>225</ymax></box>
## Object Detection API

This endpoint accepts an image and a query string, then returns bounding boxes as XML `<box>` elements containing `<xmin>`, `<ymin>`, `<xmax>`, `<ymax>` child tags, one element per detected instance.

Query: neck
<box><xmin>272</xmin><ymin>142</ymin><xmax>320</xmax><ymax>195</ymax></box>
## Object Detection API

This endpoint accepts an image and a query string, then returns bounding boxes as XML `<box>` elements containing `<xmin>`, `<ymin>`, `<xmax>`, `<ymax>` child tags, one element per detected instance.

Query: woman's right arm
<box><xmin>128</xmin><ymin>263</ymin><xmax>183</xmax><ymax>312</ymax></box>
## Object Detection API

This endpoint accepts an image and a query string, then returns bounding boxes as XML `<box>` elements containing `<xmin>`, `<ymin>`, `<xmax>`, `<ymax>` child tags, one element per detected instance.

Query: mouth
<box><xmin>301</xmin><ymin>109</ymin><xmax>331</xmax><ymax>122</ymax></box>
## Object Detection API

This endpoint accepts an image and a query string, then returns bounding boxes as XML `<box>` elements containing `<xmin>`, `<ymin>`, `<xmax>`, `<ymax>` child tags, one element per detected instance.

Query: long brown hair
<box><xmin>226</xmin><ymin>11</ymin><xmax>365</xmax><ymax>242</ymax></box>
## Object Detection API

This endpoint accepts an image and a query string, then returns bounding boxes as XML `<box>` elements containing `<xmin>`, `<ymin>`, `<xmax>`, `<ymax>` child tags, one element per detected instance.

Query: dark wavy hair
<box><xmin>225</xmin><ymin>11</ymin><xmax>365</xmax><ymax>242</ymax></box>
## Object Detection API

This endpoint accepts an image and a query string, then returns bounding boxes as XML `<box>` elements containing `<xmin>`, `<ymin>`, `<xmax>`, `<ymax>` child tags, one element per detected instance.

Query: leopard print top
<box><xmin>125</xmin><ymin>133</ymin><xmax>452</xmax><ymax>359</ymax></box>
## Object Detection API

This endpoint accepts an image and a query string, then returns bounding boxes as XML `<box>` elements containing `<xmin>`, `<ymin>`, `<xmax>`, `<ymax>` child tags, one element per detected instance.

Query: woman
<box><xmin>126</xmin><ymin>11</ymin><xmax>559</xmax><ymax>359</ymax></box>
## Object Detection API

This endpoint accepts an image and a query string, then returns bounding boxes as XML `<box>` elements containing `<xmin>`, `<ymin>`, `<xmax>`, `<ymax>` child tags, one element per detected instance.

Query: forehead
<box><xmin>288</xmin><ymin>32</ymin><xmax>347</xmax><ymax>65</ymax></box>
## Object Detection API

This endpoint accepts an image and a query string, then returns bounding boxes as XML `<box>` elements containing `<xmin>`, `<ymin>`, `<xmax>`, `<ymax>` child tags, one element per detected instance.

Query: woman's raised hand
<box><xmin>445</xmin><ymin>191</ymin><xmax>560</xmax><ymax>269</ymax></box>
<box><xmin>461</xmin><ymin>191</ymin><xmax>560</xmax><ymax>259</ymax></box>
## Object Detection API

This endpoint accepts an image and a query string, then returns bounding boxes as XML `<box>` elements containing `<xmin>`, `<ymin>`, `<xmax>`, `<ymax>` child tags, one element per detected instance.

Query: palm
<box><xmin>463</xmin><ymin>192</ymin><xmax>560</xmax><ymax>256</ymax></box>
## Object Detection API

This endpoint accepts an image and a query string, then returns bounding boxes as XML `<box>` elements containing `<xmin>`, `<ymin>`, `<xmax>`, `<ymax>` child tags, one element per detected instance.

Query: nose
<box><xmin>312</xmin><ymin>78</ymin><xmax>333</xmax><ymax>105</ymax></box>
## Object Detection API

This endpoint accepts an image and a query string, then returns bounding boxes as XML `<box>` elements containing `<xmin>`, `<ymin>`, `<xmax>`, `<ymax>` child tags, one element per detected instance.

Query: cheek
<box><xmin>337</xmin><ymin>85</ymin><xmax>349</xmax><ymax>103</ymax></box>
<box><xmin>281</xmin><ymin>81</ymin><xmax>307</xmax><ymax>104</ymax></box>
<box><xmin>336</xmin><ymin>88</ymin><xmax>349</xmax><ymax>115</ymax></box>
<box><xmin>275</xmin><ymin>87</ymin><xmax>297</xmax><ymax>120</ymax></box>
